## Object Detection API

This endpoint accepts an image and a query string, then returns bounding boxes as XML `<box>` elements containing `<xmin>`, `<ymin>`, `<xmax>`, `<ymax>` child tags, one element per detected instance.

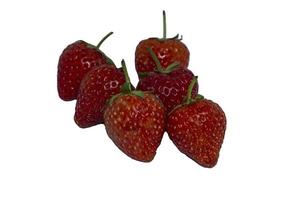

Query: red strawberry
<box><xmin>74</xmin><ymin>64</ymin><xmax>126</xmax><ymax>128</ymax></box>
<box><xmin>135</xmin><ymin>11</ymin><xmax>189</xmax><ymax>77</ymax></box>
<box><xmin>167</xmin><ymin>78</ymin><xmax>226</xmax><ymax>168</ymax></box>
<box><xmin>137</xmin><ymin>48</ymin><xmax>198</xmax><ymax>113</ymax></box>
<box><xmin>57</xmin><ymin>32</ymin><xmax>115</xmax><ymax>101</ymax></box>
<box><xmin>104</xmin><ymin>60</ymin><xmax>166</xmax><ymax>162</ymax></box>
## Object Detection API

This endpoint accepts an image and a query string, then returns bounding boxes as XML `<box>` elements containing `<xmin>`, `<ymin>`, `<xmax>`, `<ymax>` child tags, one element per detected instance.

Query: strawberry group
<box><xmin>57</xmin><ymin>11</ymin><xmax>227</xmax><ymax>167</ymax></box>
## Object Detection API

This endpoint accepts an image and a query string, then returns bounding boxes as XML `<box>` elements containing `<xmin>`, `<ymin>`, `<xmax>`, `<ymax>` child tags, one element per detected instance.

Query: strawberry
<box><xmin>104</xmin><ymin>60</ymin><xmax>165</xmax><ymax>162</ymax></box>
<box><xmin>74</xmin><ymin>64</ymin><xmax>126</xmax><ymax>128</ymax></box>
<box><xmin>57</xmin><ymin>32</ymin><xmax>115</xmax><ymax>101</ymax></box>
<box><xmin>167</xmin><ymin>78</ymin><xmax>226</xmax><ymax>168</ymax></box>
<box><xmin>137</xmin><ymin>48</ymin><xmax>198</xmax><ymax>113</ymax></box>
<box><xmin>135</xmin><ymin>11</ymin><xmax>189</xmax><ymax>77</ymax></box>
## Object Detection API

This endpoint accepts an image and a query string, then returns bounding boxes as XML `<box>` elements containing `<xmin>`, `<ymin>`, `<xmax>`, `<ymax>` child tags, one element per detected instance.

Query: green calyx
<box><xmin>184</xmin><ymin>77</ymin><xmax>204</xmax><ymax>105</ymax></box>
<box><xmin>168</xmin><ymin>77</ymin><xmax>203</xmax><ymax>115</ymax></box>
<box><xmin>147</xmin><ymin>47</ymin><xmax>179</xmax><ymax>74</ymax></box>
<box><xmin>138</xmin><ymin>71</ymin><xmax>150</xmax><ymax>78</ymax></box>
<box><xmin>109</xmin><ymin>60</ymin><xmax>144</xmax><ymax>106</ymax></box>
<box><xmin>108</xmin><ymin>93</ymin><xmax>122</xmax><ymax>106</ymax></box>
<box><xmin>131</xmin><ymin>90</ymin><xmax>145</xmax><ymax>98</ymax></box>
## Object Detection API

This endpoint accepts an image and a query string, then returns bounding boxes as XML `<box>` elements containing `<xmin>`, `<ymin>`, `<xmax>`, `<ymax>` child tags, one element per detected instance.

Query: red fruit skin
<box><xmin>167</xmin><ymin>99</ymin><xmax>226</xmax><ymax>168</ymax></box>
<box><xmin>104</xmin><ymin>93</ymin><xmax>166</xmax><ymax>162</ymax></box>
<box><xmin>74</xmin><ymin>65</ymin><xmax>125</xmax><ymax>128</ymax></box>
<box><xmin>137</xmin><ymin>68</ymin><xmax>198</xmax><ymax>113</ymax></box>
<box><xmin>57</xmin><ymin>40</ymin><xmax>111</xmax><ymax>101</ymax></box>
<box><xmin>135</xmin><ymin>38</ymin><xmax>189</xmax><ymax>76</ymax></box>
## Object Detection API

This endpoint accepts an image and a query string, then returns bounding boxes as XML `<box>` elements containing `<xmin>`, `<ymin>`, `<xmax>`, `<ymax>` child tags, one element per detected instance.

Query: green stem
<box><xmin>147</xmin><ymin>48</ymin><xmax>163</xmax><ymax>72</ymax></box>
<box><xmin>185</xmin><ymin>77</ymin><xmax>197</xmax><ymax>104</ymax></box>
<box><xmin>96</xmin><ymin>32</ymin><xmax>113</xmax><ymax>49</ymax></box>
<box><xmin>121</xmin><ymin>59</ymin><xmax>132</xmax><ymax>92</ymax></box>
<box><xmin>163</xmin><ymin>61</ymin><xmax>180</xmax><ymax>73</ymax></box>
<box><xmin>147</xmin><ymin>48</ymin><xmax>179</xmax><ymax>74</ymax></box>
<box><xmin>163</xmin><ymin>10</ymin><xmax>167</xmax><ymax>39</ymax></box>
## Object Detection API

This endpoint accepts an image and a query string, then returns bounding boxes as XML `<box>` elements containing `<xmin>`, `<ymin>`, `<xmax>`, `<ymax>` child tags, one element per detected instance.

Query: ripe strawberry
<box><xmin>104</xmin><ymin>60</ymin><xmax>165</xmax><ymax>162</ymax></box>
<box><xmin>167</xmin><ymin>78</ymin><xmax>226</xmax><ymax>168</ymax></box>
<box><xmin>135</xmin><ymin>11</ymin><xmax>189</xmax><ymax>77</ymax></box>
<box><xmin>137</xmin><ymin>48</ymin><xmax>198</xmax><ymax>113</ymax></box>
<box><xmin>74</xmin><ymin>64</ymin><xmax>126</xmax><ymax>128</ymax></box>
<box><xmin>57</xmin><ymin>32</ymin><xmax>115</xmax><ymax>101</ymax></box>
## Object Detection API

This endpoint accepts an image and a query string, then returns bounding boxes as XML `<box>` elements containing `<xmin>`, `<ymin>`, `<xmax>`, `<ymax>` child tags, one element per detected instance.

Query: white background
<box><xmin>0</xmin><ymin>0</ymin><xmax>290</xmax><ymax>199</ymax></box>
